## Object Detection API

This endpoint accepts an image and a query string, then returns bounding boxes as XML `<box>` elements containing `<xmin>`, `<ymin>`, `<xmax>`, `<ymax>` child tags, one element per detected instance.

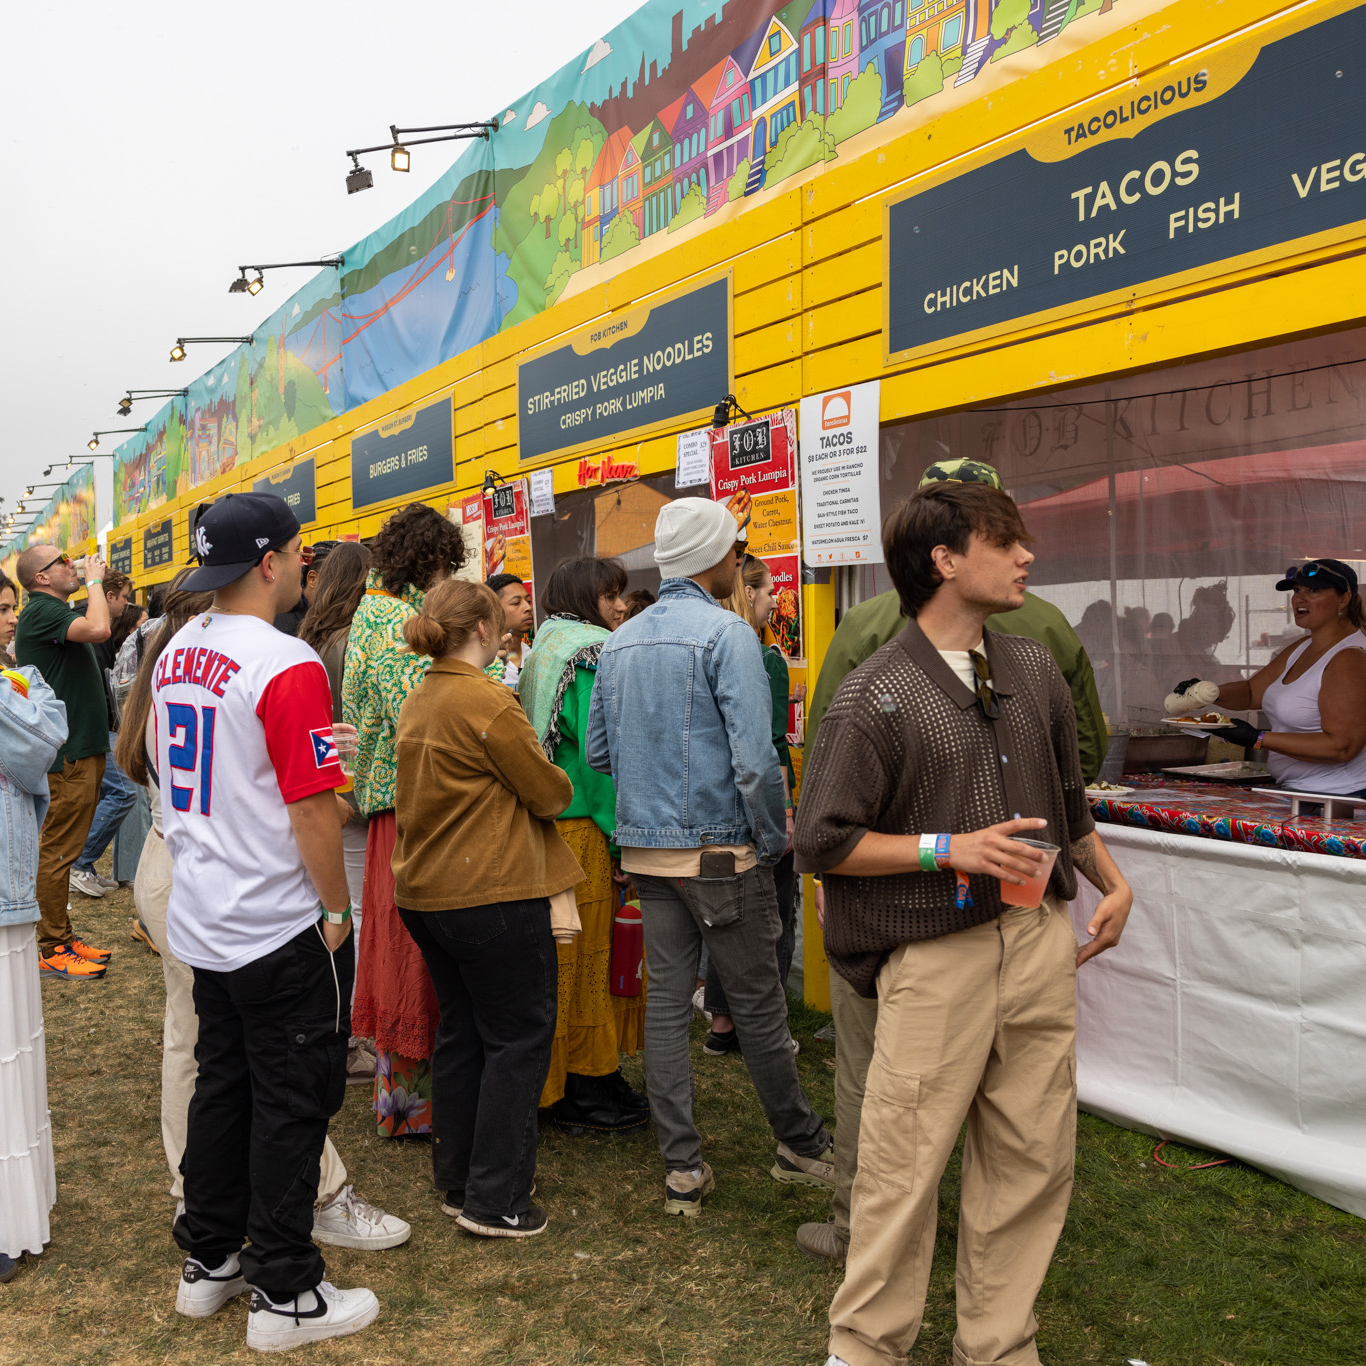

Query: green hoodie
<box><xmin>806</xmin><ymin>589</ymin><xmax>1107</xmax><ymax>785</ymax></box>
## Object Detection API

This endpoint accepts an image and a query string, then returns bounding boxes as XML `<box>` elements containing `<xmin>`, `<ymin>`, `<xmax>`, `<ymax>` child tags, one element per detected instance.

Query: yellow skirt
<box><xmin>539</xmin><ymin>818</ymin><xmax>646</xmax><ymax>1107</ymax></box>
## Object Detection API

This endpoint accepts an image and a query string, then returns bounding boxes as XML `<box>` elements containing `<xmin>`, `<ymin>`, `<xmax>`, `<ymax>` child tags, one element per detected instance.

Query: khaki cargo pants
<box><xmin>829</xmin><ymin>895</ymin><xmax>1078</xmax><ymax>1366</ymax></box>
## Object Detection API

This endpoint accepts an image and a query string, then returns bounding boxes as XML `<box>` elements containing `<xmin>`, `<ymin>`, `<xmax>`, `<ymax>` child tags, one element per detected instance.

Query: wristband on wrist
<box><xmin>934</xmin><ymin>833</ymin><xmax>951</xmax><ymax>869</ymax></box>
<box><xmin>917</xmin><ymin>833</ymin><xmax>939</xmax><ymax>872</ymax></box>
<box><xmin>319</xmin><ymin>902</ymin><xmax>352</xmax><ymax>926</ymax></box>
<box><xmin>1255</xmin><ymin>731</ymin><xmax>1266</xmax><ymax>750</ymax></box>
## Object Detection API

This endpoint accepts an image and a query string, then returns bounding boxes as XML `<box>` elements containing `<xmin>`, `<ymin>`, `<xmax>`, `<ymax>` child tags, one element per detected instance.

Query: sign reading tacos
<box><xmin>886</xmin><ymin>5</ymin><xmax>1366</xmax><ymax>363</ymax></box>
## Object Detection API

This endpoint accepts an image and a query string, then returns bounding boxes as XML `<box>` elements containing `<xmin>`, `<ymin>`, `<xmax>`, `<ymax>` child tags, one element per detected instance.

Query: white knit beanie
<box><xmin>653</xmin><ymin>497</ymin><xmax>739</xmax><ymax>579</ymax></box>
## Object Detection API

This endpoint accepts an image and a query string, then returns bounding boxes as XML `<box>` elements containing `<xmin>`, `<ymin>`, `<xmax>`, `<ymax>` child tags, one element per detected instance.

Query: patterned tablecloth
<box><xmin>1087</xmin><ymin>775</ymin><xmax>1366</xmax><ymax>860</ymax></box>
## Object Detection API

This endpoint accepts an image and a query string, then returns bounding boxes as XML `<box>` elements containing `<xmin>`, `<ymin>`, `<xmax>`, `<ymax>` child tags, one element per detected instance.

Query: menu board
<box><xmin>710</xmin><ymin>408</ymin><xmax>802</xmax><ymax>659</ymax></box>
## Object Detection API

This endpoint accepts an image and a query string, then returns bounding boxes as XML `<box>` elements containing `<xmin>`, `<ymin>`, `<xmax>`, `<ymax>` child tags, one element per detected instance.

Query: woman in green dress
<box><xmin>516</xmin><ymin>556</ymin><xmax>649</xmax><ymax>1134</ymax></box>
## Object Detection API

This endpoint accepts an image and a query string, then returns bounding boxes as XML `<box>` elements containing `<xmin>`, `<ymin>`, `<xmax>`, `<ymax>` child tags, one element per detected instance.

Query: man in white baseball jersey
<box><xmin>155</xmin><ymin>493</ymin><xmax>380</xmax><ymax>1351</ymax></box>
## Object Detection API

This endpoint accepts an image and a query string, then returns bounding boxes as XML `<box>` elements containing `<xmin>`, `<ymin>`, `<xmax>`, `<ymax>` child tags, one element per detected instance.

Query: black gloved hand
<box><xmin>1217</xmin><ymin>717</ymin><xmax>1261</xmax><ymax>748</ymax></box>
<box><xmin>1172</xmin><ymin>678</ymin><xmax>1201</xmax><ymax>696</ymax></box>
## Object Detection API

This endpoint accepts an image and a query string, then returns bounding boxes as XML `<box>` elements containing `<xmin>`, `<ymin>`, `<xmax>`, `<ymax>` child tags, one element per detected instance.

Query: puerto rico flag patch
<box><xmin>309</xmin><ymin>727</ymin><xmax>340</xmax><ymax>769</ymax></box>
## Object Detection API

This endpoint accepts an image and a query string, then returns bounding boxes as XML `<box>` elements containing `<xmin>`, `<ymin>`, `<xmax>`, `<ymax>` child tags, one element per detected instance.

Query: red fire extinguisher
<box><xmin>610</xmin><ymin>898</ymin><xmax>644</xmax><ymax>997</ymax></box>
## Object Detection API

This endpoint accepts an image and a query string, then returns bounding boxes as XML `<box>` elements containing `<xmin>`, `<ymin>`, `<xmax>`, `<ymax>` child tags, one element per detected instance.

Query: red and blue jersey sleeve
<box><xmin>256</xmin><ymin>660</ymin><xmax>343</xmax><ymax>803</ymax></box>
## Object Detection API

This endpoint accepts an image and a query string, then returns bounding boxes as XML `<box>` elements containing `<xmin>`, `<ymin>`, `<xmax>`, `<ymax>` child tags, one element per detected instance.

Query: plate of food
<box><xmin>1168</xmin><ymin>711</ymin><xmax>1232</xmax><ymax>728</ymax></box>
<box><xmin>1085</xmin><ymin>781</ymin><xmax>1135</xmax><ymax>797</ymax></box>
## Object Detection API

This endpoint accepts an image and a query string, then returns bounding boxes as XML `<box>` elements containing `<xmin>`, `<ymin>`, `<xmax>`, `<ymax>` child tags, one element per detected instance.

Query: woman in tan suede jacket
<box><xmin>393</xmin><ymin>578</ymin><xmax>582</xmax><ymax>1241</ymax></box>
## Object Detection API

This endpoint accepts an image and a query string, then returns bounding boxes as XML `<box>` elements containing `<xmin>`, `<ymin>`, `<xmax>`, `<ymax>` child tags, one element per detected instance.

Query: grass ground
<box><xmin>2</xmin><ymin>870</ymin><xmax>1363</xmax><ymax>1365</ymax></box>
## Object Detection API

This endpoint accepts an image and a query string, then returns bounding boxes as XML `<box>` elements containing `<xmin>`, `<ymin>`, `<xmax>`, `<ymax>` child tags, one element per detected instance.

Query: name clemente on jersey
<box><xmin>155</xmin><ymin>645</ymin><xmax>242</xmax><ymax>698</ymax></box>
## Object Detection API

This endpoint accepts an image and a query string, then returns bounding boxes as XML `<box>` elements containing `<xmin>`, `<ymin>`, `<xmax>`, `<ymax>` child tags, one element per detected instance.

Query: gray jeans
<box><xmin>635</xmin><ymin>866</ymin><xmax>831</xmax><ymax>1171</ymax></box>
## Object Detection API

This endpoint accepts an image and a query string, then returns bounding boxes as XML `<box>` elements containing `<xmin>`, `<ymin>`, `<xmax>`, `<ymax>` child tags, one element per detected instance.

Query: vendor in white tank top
<box><xmin>1163</xmin><ymin>559</ymin><xmax>1366</xmax><ymax>796</ymax></box>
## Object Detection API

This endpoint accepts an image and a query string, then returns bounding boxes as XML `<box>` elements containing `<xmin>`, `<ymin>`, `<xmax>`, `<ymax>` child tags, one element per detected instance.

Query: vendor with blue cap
<box><xmin>1166</xmin><ymin>558</ymin><xmax>1366</xmax><ymax>796</ymax></box>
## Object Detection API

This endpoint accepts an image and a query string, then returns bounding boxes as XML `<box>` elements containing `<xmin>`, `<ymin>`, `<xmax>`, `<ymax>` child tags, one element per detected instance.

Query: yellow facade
<box><xmin>107</xmin><ymin>0</ymin><xmax>1366</xmax><ymax>1005</ymax></box>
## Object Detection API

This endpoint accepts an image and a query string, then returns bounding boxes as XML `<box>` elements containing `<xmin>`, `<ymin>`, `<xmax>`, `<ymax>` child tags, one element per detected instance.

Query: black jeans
<box><xmin>174</xmin><ymin>922</ymin><xmax>353</xmax><ymax>1298</ymax></box>
<box><xmin>704</xmin><ymin>849</ymin><xmax>796</xmax><ymax>1016</ymax></box>
<box><xmin>398</xmin><ymin>899</ymin><xmax>557</xmax><ymax>1222</ymax></box>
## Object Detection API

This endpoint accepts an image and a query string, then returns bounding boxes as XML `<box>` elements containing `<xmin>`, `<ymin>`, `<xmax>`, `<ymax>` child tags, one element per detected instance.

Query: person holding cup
<box><xmin>795</xmin><ymin>479</ymin><xmax>1132</xmax><ymax>1366</ymax></box>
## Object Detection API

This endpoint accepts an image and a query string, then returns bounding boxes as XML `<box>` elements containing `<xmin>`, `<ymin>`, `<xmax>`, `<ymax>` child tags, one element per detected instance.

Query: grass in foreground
<box><xmin>0</xmin><ymin>873</ymin><xmax>1362</xmax><ymax>1365</ymax></box>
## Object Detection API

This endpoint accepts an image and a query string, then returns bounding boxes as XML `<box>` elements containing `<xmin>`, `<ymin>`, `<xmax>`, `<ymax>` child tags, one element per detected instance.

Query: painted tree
<box><xmin>600</xmin><ymin>211</ymin><xmax>639</xmax><ymax>263</ymax></box>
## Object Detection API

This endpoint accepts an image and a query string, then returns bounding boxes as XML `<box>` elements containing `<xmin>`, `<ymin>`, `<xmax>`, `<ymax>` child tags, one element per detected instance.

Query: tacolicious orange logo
<box><xmin>821</xmin><ymin>391</ymin><xmax>852</xmax><ymax>431</ymax></box>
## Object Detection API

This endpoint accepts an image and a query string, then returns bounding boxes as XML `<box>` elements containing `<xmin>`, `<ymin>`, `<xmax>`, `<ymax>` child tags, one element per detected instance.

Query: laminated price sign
<box><xmin>482</xmin><ymin>479</ymin><xmax>533</xmax><ymax>589</ymax></box>
<box><xmin>798</xmin><ymin>382</ymin><xmax>883</xmax><ymax>565</ymax></box>
<box><xmin>711</xmin><ymin>408</ymin><xmax>802</xmax><ymax>659</ymax></box>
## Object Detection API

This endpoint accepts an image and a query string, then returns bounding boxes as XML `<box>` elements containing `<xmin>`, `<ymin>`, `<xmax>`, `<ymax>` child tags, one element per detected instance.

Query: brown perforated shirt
<box><xmin>794</xmin><ymin>619</ymin><xmax>1094</xmax><ymax>997</ymax></box>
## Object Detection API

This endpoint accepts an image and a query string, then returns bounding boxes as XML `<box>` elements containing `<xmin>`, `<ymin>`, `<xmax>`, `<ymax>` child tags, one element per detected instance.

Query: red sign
<box><xmin>575</xmin><ymin>455</ymin><xmax>640</xmax><ymax>487</ymax></box>
<box><xmin>709</xmin><ymin>411</ymin><xmax>796</xmax><ymax>501</ymax></box>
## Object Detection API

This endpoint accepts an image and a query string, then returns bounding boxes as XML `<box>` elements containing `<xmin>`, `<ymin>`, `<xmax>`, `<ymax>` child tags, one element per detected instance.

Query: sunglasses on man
<box><xmin>35</xmin><ymin>553</ymin><xmax>72</xmax><ymax>577</ymax></box>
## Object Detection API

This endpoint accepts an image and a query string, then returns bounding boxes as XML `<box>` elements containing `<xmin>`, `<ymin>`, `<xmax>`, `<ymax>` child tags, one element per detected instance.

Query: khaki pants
<box><xmin>135</xmin><ymin>828</ymin><xmax>347</xmax><ymax>1206</ymax></box>
<box><xmin>830</xmin><ymin>966</ymin><xmax>879</xmax><ymax>1243</ymax></box>
<box><xmin>829</xmin><ymin>897</ymin><xmax>1078</xmax><ymax>1366</ymax></box>
<box><xmin>36</xmin><ymin>755</ymin><xmax>105</xmax><ymax>953</ymax></box>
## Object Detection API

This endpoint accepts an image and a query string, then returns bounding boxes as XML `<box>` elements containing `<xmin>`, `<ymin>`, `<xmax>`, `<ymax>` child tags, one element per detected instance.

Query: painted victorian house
<box><xmin>742</xmin><ymin>13</ymin><xmax>801</xmax><ymax>195</ymax></box>
<box><xmin>825</xmin><ymin>0</ymin><xmax>861</xmax><ymax>110</ymax></box>
<box><xmin>704</xmin><ymin>53</ymin><xmax>754</xmax><ymax>213</ymax></box>
<box><xmin>582</xmin><ymin>125</ymin><xmax>632</xmax><ymax>266</ymax></box>
<box><xmin>858</xmin><ymin>0</ymin><xmax>908</xmax><ymax>119</ymax></box>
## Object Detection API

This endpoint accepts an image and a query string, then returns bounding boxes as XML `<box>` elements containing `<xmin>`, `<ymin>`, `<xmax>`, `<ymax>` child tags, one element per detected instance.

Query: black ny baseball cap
<box><xmin>182</xmin><ymin>493</ymin><xmax>300</xmax><ymax>591</ymax></box>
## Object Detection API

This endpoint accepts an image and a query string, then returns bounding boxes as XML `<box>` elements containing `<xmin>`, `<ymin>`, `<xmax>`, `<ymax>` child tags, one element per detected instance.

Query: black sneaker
<box><xmin>441</xmin><ymin>1190</ymin><xmax>465</xmax><ymax>1218</ymax></box>
<box><xmin>702</xmin><ymin>1027</ymin><xmax>741</xmax><ymax>1056</ymax></box>
<box><xmin>456</xmin><ymin>1205</ymin><xmax>549</xmax><ymax>1239</ymax></box>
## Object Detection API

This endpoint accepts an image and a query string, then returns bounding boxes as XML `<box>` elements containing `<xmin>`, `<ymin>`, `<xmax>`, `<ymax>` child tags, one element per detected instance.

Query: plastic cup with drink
<box><xmin>332</xmin><ymin>723</ymin><xmax>358</xmax><ymax>779</ymax></box>
<box><xmin>998</xmin><ymin>835</ymin><xmax>1059</xmax><ymax>908</ymax></box>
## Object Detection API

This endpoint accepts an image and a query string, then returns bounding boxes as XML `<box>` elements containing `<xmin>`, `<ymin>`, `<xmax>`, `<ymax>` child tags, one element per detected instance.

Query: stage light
<box><xmin>391</xmin><ymin>144</ymin><xmax>410</xmax><ymax>173</ymax></box>
<box><xmin>247</xmin><ymin>272</ymin><xmax>264</xmax><ymax>295</ymax></box>
<box><xmin>170</xmin><ymin>340</ymin><xmax>187</xmax><ymax>362</ymax></box>
<box><xmin>346</xmin><ymin>156</ymin><xmax>373</xmax><ymax>194</ymax></box>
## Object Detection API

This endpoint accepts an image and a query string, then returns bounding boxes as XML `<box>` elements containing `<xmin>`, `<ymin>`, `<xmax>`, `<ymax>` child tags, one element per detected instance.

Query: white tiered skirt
<box><xmin>0</xmin><ymin>923</ymin><xmax>55</xmax><ymax>1257</ymax></box>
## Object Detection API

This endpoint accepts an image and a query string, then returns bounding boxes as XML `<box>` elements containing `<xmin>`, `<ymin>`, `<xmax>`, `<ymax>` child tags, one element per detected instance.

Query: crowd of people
<box><xmin>2</xmin><ymin>453</ymin><xmax>1362</xmax><ymax>1357</ymax></box>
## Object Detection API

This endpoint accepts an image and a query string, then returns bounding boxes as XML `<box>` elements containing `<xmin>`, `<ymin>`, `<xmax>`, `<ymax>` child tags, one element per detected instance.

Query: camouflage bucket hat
<box><xmin>918</xmin><ymin>458</ymin><xmax>1003</xmax><ymax>490</ymax></box>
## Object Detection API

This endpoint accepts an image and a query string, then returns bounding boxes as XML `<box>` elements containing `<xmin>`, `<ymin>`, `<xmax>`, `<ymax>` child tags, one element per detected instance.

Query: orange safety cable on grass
<box><xmin>1152</xmin><ymin>1140</ymin><xmax>1231</xmax><ymax>1170</ymax></box>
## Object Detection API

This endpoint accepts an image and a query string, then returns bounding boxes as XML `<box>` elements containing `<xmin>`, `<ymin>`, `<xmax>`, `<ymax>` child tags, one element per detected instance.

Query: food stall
<box><xmin>1071</xmin><ymin>764</ymin><xmax>1366</xmax><ymax>1219</ymax></box>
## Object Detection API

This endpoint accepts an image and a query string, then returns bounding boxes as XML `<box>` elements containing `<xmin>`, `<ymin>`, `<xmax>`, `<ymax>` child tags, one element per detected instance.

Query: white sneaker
<box><xmin>790</xmin><ymin>1033</ymin><xmax>802</xmax><ymax>1057</ymax></box>
<box><xmin>246</xmin><ymin>1281</ymin><xmax>379</xmax><ymax>1352</ymax></box>
<box><xmin>69</xmin><ymin>868</ymin><xmax>106</xmax><ymax>899</ymax></box>
<box><xmin>311</xmin><ymin>1185</ymin><xmax>411</xmax><ymax>1250</ymax></box>
<box><xmin>825</xmin><ymin>1357</ymin><xmax>852</xmax><ymax>1366</ymax></box>
<box><xmin>691</xmin><ymin>986</ymin><xmax>713</xmax><ymax>1022</ymax></box>
<box><xmin>346</xmin><ymin>1041</ymin><xmax>377</xmax><ymax>1086</ymax></box>
<box><xmin>175</xmin><ymin>1252</ymin><xmax>248</xmax><ymax>1318</ymax></box>
<box><xmin>92</xmin><ymin>870</ymin><xmax>121</xmax><ymax>892</ymax></box>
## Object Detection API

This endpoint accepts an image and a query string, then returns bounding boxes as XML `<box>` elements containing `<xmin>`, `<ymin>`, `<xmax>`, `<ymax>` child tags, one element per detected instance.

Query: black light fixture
<box><xmin>89</xmin><ymin>427</ymin><xmax>146</xmax><ymax>451</ymax></box>
<box><xmin>117</xmin><ymin>388</ymin><xmax>187</xmax><ymax>417</ymax></box>
<box><xmin>343</xmin><ymin>120</ymin><xmax>498</xmax><ymax>192</ymax></box>
<box><xmin>227</xmin><ymin>257</ymin><xmax>343</xmax><ymax>296</ymax></box>
<box><xmin>169</xmin><ymin>336</ymin><xmax>254</xmax><ymax>363</ymax></box>
<box><xmin>711</xmin><ymin>393</ymin><xmax>754</xmax><ymax>430</ymax></box>
<box><xmin>345</xmin><ymin>154</ymin><xmax>373</xmax><ymax>195</ymax></box>
<box><xmin>481</xmin><ymin>469</ymin><xmax>508</xmax><ymax>492</ymax></box>
<box><xmin>43</xmin><ymin>458</ymin><xmax>98</xmax><ymax>478</ymax></box>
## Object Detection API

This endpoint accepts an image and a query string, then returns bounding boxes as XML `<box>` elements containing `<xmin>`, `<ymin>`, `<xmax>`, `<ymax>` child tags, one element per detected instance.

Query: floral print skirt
<box><xmin>353</xmin><ymin>811</ymin><xmax>438</xmax><ymax>1137</ymax></box>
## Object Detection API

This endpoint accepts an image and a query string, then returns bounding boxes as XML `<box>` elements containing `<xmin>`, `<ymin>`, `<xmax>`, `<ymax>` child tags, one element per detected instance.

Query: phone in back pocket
<box><xmin>699</xmin><ymin>849</ymin><xmax>736</xmax><ymax>879</ymax></box>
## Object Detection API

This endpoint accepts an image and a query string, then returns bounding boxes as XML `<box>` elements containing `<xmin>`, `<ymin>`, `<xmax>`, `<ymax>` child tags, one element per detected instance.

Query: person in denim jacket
<box><xmin>0</xmin><ymin>568</ymin><xmax>69</xmax><ymax>1278</ymax></box>
<box><xmin>587</xmin><ymin>498</ymin><xmax>833</xmax><ymax>1218</ymax></box>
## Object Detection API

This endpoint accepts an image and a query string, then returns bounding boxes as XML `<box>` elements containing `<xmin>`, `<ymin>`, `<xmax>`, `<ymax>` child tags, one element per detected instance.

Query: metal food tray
<box><xmin>1250</xmin><ymin>787</ymin><xmax>1366</xmax><ymax>821</ymax></box>
<box><xmin>1163</xmin><ymin>762</ymin><xmax>1272</xmax><ymax>784</ymax></box>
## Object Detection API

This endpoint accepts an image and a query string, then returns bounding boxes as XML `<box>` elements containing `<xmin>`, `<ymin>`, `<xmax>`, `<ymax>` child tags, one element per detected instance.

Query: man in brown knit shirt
<box><xmin>795</xmin><ymin>481</ymin><xmax>1133</xmax><ymax>1366</ymax></box>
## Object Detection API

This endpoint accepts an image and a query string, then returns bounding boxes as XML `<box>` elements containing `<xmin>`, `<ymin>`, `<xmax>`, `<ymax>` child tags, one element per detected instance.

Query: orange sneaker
<box><xmin>68</xmin><ymin>937</ymin><xmax>112</xmax><ymax>965</ymax></box>
<box><xmin>39</xmin><ymin>949</ymin><xmax>107</xmax><ymax>980</ymax></box>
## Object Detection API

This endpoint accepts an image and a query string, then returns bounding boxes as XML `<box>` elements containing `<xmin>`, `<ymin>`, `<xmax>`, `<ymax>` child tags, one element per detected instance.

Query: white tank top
<box><xmin>1261</xmin><ymin>633</ymin><xmax>1366</xmax><ymax>794</ymax></box>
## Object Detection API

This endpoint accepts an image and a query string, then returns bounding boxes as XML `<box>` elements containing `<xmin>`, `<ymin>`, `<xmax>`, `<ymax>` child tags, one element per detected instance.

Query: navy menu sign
<box><xmin>108</xmin><ymin>536</ymin><xmax>133</xmax><ymax>575</ymax></box>
<box><xmin>885</xmin><ymin>5</ymin><xmax>1366</xmax><ymax>363</ymax></box>
<box><xmin>253</xmin><ymin>458</ymin><xmax>317</xmax><ymax>526</ymax></box>
<box><xmin>351</xmin><ymin>397</ymin><xmax>454</xmax><ymax>512</ymax></box>
<box><xmin>518</xmin><ymin>274</ymin><xmax>732</xmax><ymax>463</ymax></box>
<box><xmin>143</xmin><ymin>518</ymin><xmax>174</xmax><ymax>568</ymax></box>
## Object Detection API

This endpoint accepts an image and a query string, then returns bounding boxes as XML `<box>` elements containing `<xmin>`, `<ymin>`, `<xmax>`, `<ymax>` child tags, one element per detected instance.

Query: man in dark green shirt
<box><xmin>807</xmin><ymin>460</ymin><xmax>1107</xmax><ymax>784</ymax></box>
<box><xmin>14</xmin><ymin>544</ymin><xmax>115</xmax><ymax>976</ymax></box>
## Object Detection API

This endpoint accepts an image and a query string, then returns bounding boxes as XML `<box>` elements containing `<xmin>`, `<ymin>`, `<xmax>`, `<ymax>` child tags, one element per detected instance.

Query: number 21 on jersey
<box><xmin>167</xmin><ymin>702</ymin><xmax>217</xmax><ymax>814</ymax></box>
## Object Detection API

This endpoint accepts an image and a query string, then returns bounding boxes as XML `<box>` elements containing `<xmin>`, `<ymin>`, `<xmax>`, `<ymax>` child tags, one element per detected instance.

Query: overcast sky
<box><xmin>0</xmin><ymin>0</ymin><xmax>641</xmax><ymax>542</ymax></box>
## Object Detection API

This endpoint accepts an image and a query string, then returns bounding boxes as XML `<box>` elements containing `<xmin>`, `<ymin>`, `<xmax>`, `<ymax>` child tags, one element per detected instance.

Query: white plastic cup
<box><xmin>998</xmin><ymin>837</ymin><xmax>1059</xmax><ymax>909</ymax></box>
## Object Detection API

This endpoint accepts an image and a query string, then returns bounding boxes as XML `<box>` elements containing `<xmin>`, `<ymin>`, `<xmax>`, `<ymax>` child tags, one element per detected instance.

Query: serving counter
<box><xmin>1075</xmin><ymin>777</ymin><xmax>1366</xmax><ymax>1218</ymax></box>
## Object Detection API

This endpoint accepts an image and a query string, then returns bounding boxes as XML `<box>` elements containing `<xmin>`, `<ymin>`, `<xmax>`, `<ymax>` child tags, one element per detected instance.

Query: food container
<box><xmin>1117</xmin><ymin>725</ymin><xmax>1208</xmax><ymax>772</ymax></box>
